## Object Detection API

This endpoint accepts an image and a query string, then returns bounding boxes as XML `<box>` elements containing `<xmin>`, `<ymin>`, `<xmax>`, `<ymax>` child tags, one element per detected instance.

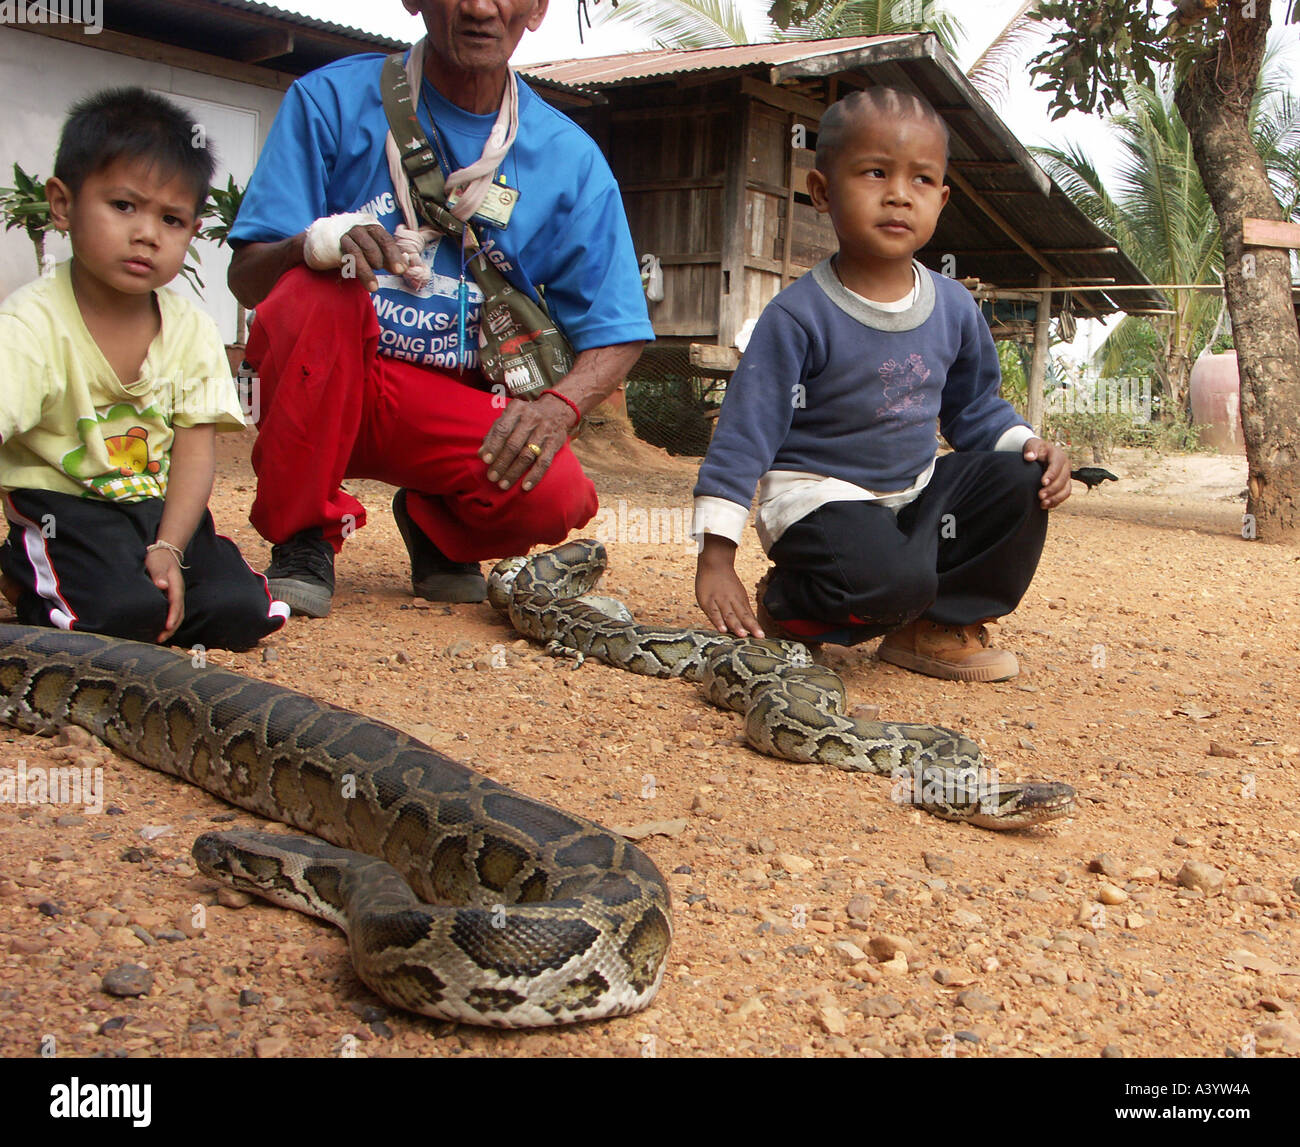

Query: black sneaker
<box><xmin>264</xmin><ymin>527</ymin><xmax>335</xmax><ymax>618</ymax></box>
<box><xmin>392</xmin><ymin>489</ymin><xmax>486</xmax><ymax>603</ymax></box>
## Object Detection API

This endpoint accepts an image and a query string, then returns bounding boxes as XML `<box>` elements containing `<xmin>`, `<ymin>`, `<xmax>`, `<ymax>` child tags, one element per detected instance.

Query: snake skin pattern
<box><xmin>0</xmin><ymin>624</ymin><xmax>671</xmax><ymax>1027</ymax></box>
<box><xmin>492</xmin><ymin>541</ymin><xmax>1075</xmax><ymax>830</ymax></box>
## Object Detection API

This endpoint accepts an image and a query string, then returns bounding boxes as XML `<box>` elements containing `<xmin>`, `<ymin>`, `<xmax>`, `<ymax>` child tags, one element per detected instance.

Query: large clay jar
<box><xmin>1189</xmin><ymin>351</ymin><xmax>1245</xmax><ymax>454</ymax></box>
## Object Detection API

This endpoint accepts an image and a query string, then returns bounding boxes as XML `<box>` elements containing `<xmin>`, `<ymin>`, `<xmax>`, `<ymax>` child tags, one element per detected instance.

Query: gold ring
<box><xmin>526</xmin><ymin>443</ymin><xmax>543</xmax><ymax>457</ymax></box>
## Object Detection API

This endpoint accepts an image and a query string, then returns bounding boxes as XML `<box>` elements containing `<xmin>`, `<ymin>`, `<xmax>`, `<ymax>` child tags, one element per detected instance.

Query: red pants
<box><xmin>244</xmin><ymin>267</ymin><xmax>597</xmax><ymax>561</ymax></box>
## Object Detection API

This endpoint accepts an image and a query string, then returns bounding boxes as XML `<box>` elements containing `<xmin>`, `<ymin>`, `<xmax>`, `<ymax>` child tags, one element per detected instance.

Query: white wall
<box><xmin>0</xmin><ymin>26</ymin><xmax>284</xmax><ymax>343</ymax></box>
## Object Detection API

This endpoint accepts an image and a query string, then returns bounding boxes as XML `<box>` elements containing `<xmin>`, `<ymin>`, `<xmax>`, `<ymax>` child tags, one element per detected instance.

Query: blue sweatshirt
<box><xmin>694</xmin><ymin>260</ymin><xmax>1030</xmax><ymax>513</ymax></box>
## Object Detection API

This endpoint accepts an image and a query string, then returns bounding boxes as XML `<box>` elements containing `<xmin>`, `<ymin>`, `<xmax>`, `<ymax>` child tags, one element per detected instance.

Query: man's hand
<box><xmin>477</xmin><ymin>343</ymin><xmax>644</xmax><ymax>492</ymax></box>
<box><xmin>697</xmin><ymin>535</ymin><xmax>764</xmax><ymax>637</ymax></box>
<box><xmin>1023</xmin><ymin>437</ymin><xmax>1072</xmax><ymax>509</ymax></box>
<box><xmin>145</xmin><ymin>548</ymin><xmax>185</xmax><ymax>643</ymax></box>
<box><xmin>479</xmin><ymin>392</ymin><xmax>577</xmax><ymax>492</ymax></box>
<box><xmin>339</xmin><ymin>223</ymin><xmax>409</xmax><ymax>292</ymax></box>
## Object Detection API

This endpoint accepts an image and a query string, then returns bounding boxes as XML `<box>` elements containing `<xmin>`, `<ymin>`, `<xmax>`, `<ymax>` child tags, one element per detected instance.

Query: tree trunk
<box><xmin>1176</xmin><ymin>5</ymin><xmax>1300</xmax><ymax>543</ymax></box>
<box><xmin>1165</xmin><ymin>345</ymin><xmax>1190</xmax><ymax>417</ymax></box>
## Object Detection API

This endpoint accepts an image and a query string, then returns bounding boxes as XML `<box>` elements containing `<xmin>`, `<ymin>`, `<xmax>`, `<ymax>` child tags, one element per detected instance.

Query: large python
<box><xmin>491</xmin><ymin>540</ymin><xmax>1075</xmax><ymax>830</ymax></box>
<box><xmin>0</xmin><ymin>623</ymin><xmax>671</xmax><ymax>1027</ymax></box>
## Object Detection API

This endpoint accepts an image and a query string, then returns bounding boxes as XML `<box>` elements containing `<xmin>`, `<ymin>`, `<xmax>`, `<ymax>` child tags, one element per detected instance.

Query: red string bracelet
<box><xmin>541</xmin><ymin>388</ymin><xmax>583</xmax><ymax>427</ymax></box>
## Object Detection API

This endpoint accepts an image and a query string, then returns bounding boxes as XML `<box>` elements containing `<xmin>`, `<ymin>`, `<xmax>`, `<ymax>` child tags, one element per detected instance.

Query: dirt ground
<box><xmin>2</xmin><ymin>430</ymin><xmax>1298</xmax><ymax>1060</ymax></box>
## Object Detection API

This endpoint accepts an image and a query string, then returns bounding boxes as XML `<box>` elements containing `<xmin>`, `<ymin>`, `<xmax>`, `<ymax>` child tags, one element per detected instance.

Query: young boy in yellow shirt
<box><xmin>0</xmin><ymin>88</ymin><xmax>287</xmax><ymax>649</ymax></box>
<box><xmin>694</xmin><ymin>88</ymin><xmax>1071</xmax><ymax>681</ymax></box>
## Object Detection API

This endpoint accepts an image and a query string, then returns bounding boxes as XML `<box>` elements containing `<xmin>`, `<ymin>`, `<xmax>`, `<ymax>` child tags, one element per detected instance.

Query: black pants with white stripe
<box><xmin>763</xmin><ymin>451</ymin><xmax>1048</xmax><ymax>645</ymax></box>
<box><xmin>1</xmin><ymin>489</ymin><xmax>285</xmax><ymax>651</ymax></box>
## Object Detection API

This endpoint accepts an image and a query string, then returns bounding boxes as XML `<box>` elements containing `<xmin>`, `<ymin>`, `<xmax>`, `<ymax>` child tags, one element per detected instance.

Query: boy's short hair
<box><xmin>815</xmin><ymin>87</ymin><xmax>951</xmax><ymax>173</ymax></box>
<box><xmin>53</xmin><ymin>88</ymin><xmax>215</xmax><ymax>214</ymax></box>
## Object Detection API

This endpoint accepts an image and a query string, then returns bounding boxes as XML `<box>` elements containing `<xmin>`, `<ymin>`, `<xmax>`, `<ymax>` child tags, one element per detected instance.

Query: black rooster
<box><xmin>1070</xmin><ymin>467</ymin><xmax>1119</xmax><ymax>492</ymax></box>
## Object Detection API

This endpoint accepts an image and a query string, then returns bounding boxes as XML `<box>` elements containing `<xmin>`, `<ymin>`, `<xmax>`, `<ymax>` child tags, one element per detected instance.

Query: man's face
<box><xmin>404</xmin><ymin>0</ymin><xmax>549</xmax><ymax>76</ymax></box>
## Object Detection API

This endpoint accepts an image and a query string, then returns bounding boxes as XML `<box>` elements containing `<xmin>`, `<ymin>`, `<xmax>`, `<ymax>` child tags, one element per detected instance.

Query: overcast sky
<box><xmin>267</xmin><ymin>0</ymin><xmax>1298</xmax><ymax>359</ymax></box>
<box><xmin>270</xmin><ymin>1</ymin><xmax>1298</xmax><ymax>160</ymax></box>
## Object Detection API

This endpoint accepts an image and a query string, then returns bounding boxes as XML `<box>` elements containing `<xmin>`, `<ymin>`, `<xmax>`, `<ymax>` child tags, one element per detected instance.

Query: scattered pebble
<box><xmin>778</xmin><ymin>853</ymin><xmax>814</xmax><ymax>875</ymax></box>
<box><xmin>845</xmin><ymin>896</ymin><xmax>874</xmax><ymax>922</ymax></box>
<box><xmin>817</xmin><ymin>1006</ymin><xmax>847</xmax><ymax>1035</ymax></box>
<box><xmin>255</xmin><ymin>1037</ymin><xmax>291</xmax><ymax>1058</ymax></box>
<box><xmin>102</xmin><ymin>964</ymin><xmax>153</xmax><ymax>998</ymax></box>
<box><xmin>1229</xmin><ymin>885</ymin><xmax>1281</xmax><ymax>906</ymax></box>
<box><xmin>1176</xmin><ymin>860</ymin><xmax>1225</xmax><ymax>895</ymax></box>
<box><xmin>955</xmin><ymin>989</ymin><xmax>999</xmax><ymax>1013</ymax></box>
<box><xmin>216</xmin><ymin>888</ymin><xmax>254</xmax><ymax>909</ymax></box>
<box><xmin>923</xmin><ymin>852</ymin><xmax>954</xmax><ymax>875</ymax></box>
<box><xmin>868</xmin><ymin>934</ymin><xmax>912</xmax><ymax>961</ymax></box>
<box><xmin>1088</xmin><ymin>854</ymin><xmax>1125</xmax><ymax>878</ymax></box>
<box><xmin>856</xmin><ymin>993</ymin><xmax>903</xmax><ymax>1018</ymax></box>
<box><xmin>1096</xmin><ymin>883</ymin><xmax>1128</xmax><ymax>906</ymax></box>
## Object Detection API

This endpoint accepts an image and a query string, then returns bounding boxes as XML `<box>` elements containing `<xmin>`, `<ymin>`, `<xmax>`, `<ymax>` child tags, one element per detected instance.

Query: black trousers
<box><xmin>764</xmin><ymin>452</ymin><xmax>1048</xmax><ymax>646</ymax></box>
<box><xmin>1</xmin><ymin>489</ymin><xmax>286</xmax><ymax>651</ymax></box>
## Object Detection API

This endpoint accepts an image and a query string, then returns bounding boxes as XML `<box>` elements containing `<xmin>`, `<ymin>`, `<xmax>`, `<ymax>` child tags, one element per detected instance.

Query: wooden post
<box><xmin>718</xmin><ymin>92</ymin><xmax>752</xmax><ymax>351</ymax></box>
<box><xmin>1027</xmin><ymin>272</ymin><xmax>1052</xmax><ymax>435</ymax></box>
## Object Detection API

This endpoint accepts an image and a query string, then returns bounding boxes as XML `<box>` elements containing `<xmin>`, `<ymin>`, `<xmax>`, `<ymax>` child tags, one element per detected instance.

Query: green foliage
<box><xmin>997</xmin><ymin>339</ymin><xmax>1030</xmax><ymax>416</ymax></box>
<box><xmin>1028</xmin><ymin>0</ymin><xmax>1299</xmax><ymax>120</ymax></box>
<box><xmin>0</xmin><ymin>163</ymin><xmax>53</xmax><ymax>272</ymax></box>
<box><xmin>1045</xmin><ymin>410</ymin><xmax>1134</xmax><ymax>461</ymax></box>
<box><xmin>777</xmin><ymin>0</ymin><xmax>965</xmax><ymax>55</ymax></box>
<box><xmin>768</xmin><ymin>0</ymin><xmax>831</xmax><ymax>30</ymax></box>
<box><xmin>597</xmin><ymin>0</ymin><xmax>752</xmax><ymax>48</ymax></box>
<box><xmin>1047</xmin><ymin>408</ymin><xmax>1210</xmax><ymax>458</ymax></box>
<box><xmin>1031</xmin><ymin>62</ymin><xmax>1298</xmax><ymax>413</ymax></box>
<box><xmin>199</xmin><ymin>175</ymin><xmax>245</xmax><ymax>247</ymax></box>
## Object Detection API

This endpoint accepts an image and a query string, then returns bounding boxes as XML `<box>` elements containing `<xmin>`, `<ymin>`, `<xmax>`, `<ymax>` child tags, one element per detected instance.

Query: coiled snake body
<box><xmin>492</xmin><ymin>540</ymin><xmax>1075</xmax><ymax>831</ymax></box>
<box><xmin>0</xmin><ymin>623</ymin><xmax>671</xmax><ymax>1027</ymax></box>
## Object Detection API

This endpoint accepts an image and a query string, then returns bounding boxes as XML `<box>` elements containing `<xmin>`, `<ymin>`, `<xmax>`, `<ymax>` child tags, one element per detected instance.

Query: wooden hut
<box><xmin>523</xmin><ymin>35</ymin><xmax>1167</xmax><ymax>438</ymax></box>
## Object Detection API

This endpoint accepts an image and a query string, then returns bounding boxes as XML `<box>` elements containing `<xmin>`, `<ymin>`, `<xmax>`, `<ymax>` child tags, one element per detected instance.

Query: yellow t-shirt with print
<box><xmin>0</xmin><ymin>261</ymin><xmax>246</xmax><ymax>501</ymax></box>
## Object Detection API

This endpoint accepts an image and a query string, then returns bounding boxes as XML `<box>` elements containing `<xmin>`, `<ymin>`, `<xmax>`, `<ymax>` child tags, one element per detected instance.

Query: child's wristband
<box><xmin>541</xmin><ymin>389</ymin><xmax>583</xmax><ymax>428</ymax></box>
<box><xmin>146</xmin><ymin>540</ymin><xmax>188</xmax><ymax>569</ymax></box>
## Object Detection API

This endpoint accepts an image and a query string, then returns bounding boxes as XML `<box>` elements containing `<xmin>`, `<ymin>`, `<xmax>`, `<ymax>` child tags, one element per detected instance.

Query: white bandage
<box><xmin>303</xmin><ymin>211</ymin><xmax>381</xmax><ymax>270</ymax></box>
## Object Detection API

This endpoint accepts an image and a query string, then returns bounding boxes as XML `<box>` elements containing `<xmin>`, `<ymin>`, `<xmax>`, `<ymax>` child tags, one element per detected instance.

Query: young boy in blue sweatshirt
<box><xmin>693</xmin><ymin>87</ymin><xmax>1071</xmax><ymax>681</ymax></box>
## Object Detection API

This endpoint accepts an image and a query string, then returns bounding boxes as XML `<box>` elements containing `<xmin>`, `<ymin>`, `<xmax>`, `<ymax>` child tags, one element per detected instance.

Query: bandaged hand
<box><xmin>303</xmin><ymin>211</ymin><xmax>381</xmax><ymax>269</ymax></box>
<box><xmin>302</xmin><ymin>213</ymin><xmax>421</xmax><ymax>293</ymax></box>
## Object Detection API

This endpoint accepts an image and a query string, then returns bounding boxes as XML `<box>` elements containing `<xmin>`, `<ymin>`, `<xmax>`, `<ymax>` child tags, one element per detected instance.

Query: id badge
<box><xmin>447</xmin><ymin>180</ymin><xmax>519</xmax><ymax>229</ymax></box>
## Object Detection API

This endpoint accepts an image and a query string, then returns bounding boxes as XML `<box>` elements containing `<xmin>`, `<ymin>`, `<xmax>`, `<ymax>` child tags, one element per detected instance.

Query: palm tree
<box><xmin>1033</xmin><ymin>66</ymin><xmax>1300</xmax><ymax>415</ymax></box>
<box><xmin>592</xmin><ymin>0</ymin><xmax>963</xmax><ymax>54</ymax></box>
<box><xmin>592</xmin><ymin>0</ymin><xmax>754</xmax><ymax>48</ymax></box>
<box><xmin>777</xmin><ymin>0</ymin><xmax>964</xmax><ymax>55</ymax></box>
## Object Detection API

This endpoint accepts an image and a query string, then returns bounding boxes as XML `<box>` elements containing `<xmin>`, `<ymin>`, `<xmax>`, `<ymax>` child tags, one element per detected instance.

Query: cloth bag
<box><xmin>380</xmin><ymin>49</ymin><xmax>573</xmax><ymax>398</ymax></box>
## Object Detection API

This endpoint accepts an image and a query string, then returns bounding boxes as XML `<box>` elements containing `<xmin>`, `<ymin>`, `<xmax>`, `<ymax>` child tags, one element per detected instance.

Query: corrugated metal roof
<box><xmin>203</xmin><ymin>0</ymin><xmax>406</xmax><ymax>50</ymax></box>
<box><xmin>77</xmin><ymin>0</ymin><xmax>405</xmax><ymax>78</ymax></box>
<box><xmin>522</xmin><ymin>34</ymin><xmax>915</xmax><ymax>87</ymax></box>
<box><xmin>523</xmin><ymin>36</ymin><xmax>1166</xmax><ymax>318</ymax></box>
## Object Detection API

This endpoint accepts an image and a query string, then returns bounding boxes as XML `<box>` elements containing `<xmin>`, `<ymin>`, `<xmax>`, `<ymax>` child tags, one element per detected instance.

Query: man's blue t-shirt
<box><xmin>231</xmin><ymin>52</ymin><xmax>653</xmax><ymax>370</ymax></box>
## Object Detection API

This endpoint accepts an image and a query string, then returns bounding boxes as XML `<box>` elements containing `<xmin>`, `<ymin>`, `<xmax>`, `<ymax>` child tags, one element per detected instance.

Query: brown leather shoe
<box><xmin>878</xmin><ymin>619</ymin><xmax>1019</xmax><ymax>682</ymax></box>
